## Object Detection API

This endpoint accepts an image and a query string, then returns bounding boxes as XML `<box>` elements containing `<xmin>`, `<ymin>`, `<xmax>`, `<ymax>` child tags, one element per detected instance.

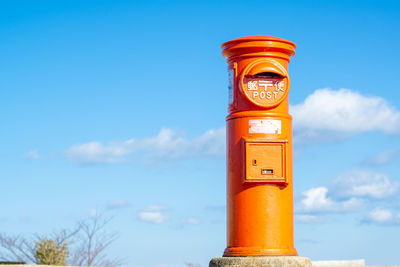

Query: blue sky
<box><xmin>1</xmin><ymin>0</ymin><xmax>400</xmax><ymax>266</ymax></box>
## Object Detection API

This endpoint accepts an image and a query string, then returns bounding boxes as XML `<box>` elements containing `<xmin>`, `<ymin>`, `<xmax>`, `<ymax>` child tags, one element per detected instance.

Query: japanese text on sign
<box><xmin>247</xmin><ymin>80</ymin><xmax>285</xmax><ymax>100</ymax></box>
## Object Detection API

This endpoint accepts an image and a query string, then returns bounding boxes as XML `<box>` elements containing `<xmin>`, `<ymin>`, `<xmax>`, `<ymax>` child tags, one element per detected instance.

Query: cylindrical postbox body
<box><xmin>221</xmin><ymin>36</ymin><xmax>297</xmax><ymax>256</ymax></box>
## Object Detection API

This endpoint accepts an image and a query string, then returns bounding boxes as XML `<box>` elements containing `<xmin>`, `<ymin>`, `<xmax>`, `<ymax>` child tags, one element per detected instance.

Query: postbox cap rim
<box><xmin>221</xmin><ymin>35</ymin><xmax>296</xmax><ymax>49</ymax></box>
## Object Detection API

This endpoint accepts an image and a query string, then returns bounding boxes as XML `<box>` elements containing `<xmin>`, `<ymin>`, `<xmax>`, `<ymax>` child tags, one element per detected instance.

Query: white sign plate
<box><xmin>249</xmin><ymin>119</ymin><xmax>281</xmax><ymax>134</ymax></box>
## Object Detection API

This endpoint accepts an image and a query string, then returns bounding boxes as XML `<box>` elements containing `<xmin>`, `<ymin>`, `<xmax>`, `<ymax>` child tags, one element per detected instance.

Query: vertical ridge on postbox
<box><xmin>221</xmin><ymin>35</ymin><xmax>297</xmax><ymax>257</ymax></box>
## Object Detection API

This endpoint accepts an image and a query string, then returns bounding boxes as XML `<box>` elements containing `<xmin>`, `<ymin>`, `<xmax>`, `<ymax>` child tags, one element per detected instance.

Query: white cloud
<box><xmin>297</xmin><ymin>170</ymin><xmax>400</xmax><ymax>222</ymax></box>
<box><xmin>145</xmin><ymin>205</ymin><xmax>168</xmax><ymax>211</ymax></box>
<box><xmin>363</xmin><ymin>149</ymin><xmax>399</xmax><ymax>166</ymax></box>
<box><xmin>363</xmin><ymin>208</ymin><xmax>400</xmax><ymax>225</ymax></box>
<box><xmin>183</xmin><ymin>218</ymin><xmax>200</xmax><ymax>225</ymax></box>
<box><xmin>24</xmin><ymin>150</ymin><xmax>40</xmax><ymax>160</ymax></box>
<box><xmin>295</xmin><ymin>214</ymin><xmax>323</xmax><ymax>224</ymax></box>
<box><xmin>297</xmin><ymin>187</ymin><xmax>362</xmax><ymax>213</ymax></box>
<box><xmin>64</xmin><ymin>127</ymin><xmax>225</xmax><ymax>164</ymax></box>
<box><xmin>65</xmin><ymin>141</ymin><xmax>131</xmax><ymax>163</ymax></box>
<box><xmin>107</xmin><ymin>200</ymin><xmax>130</xmax><ymax>210</ymax></box>
<box><xmin>332</xmin><ymin>170</ymin><xmax>400</xmax><ymax>199</ymax></box>
<box><xmin>138</xmin><ymin>205</ymin><xmax>168</xmax><ymax>224</ymax></box>
<box><xmin>291</xmin><ymin>88</ymin><xmax>400</xmax><ymax>143</ymax></box>
<box><xmin>138</xmin><ymin>211</ymin><xmax>166</xmax><ymax>224</ymax></box>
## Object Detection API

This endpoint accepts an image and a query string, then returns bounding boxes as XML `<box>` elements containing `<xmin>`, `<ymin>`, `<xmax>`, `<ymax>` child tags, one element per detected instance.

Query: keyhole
<box><xmin>252</xmin><ymin>159</ymin><xmax>257</xmax><ymax>166</ymax></box>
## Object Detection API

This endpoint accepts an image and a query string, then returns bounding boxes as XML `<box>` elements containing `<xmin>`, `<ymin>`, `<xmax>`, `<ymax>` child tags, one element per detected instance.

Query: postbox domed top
<box><xmin>221</xmin><ymin>35</ymin><xmax>296</xmax><ymax>61</ymax></box>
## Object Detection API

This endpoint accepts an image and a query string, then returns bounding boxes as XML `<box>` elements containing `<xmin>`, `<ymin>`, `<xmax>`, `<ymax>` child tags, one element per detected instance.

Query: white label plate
<box><xmin>249</xmin><ymin>119</ymin><xmax>281</xmax><ymax>134</ymax></box>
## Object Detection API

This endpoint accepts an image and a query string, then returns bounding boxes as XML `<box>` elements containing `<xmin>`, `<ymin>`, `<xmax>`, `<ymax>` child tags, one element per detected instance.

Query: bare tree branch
<box><xmin>68</xmin><ymin>215</ymin><xmax>121</xmax><ymax>267</ymax></box>
<box><xmin>0</xmin><ymin>233</ymin><xmax>35</xmax><ymax>263</ymax></box>
<box><xmin>0</xmin><ymin>213</ymin><xmax>121</xmax><ymax>267</ymax></box>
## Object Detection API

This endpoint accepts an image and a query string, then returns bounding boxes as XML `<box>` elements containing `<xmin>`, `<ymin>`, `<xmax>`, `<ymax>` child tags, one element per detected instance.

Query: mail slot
<box><xmin>221</xmin><ymin>35</ymin><xmax>297</xmax><ymax>257</ymax></box>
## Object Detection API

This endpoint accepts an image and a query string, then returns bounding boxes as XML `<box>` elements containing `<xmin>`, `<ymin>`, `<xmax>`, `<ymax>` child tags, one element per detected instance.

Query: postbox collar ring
<box><xmin>240</xmin><ymin>58</ymin><xmax>290</xmax><ymax>109</ymax></box>
<box><xmin>221</xmin><ymin>35</ymin><xmax>296</xmax><ymax>61</ymax></box>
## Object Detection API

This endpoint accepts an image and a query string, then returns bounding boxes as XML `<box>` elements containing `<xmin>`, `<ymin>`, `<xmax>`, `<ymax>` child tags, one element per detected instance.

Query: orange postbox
<box><xmin>221</xmin><ymin>35</ymin><xmax>297</xmax><ymax>257</ymax></box>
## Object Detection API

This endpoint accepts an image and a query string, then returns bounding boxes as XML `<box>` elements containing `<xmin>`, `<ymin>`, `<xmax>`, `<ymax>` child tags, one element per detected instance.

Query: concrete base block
<box><xmin>209</xmin><ymin>256</ymin><xmax>312</xmax><ymax>267</ymax></box>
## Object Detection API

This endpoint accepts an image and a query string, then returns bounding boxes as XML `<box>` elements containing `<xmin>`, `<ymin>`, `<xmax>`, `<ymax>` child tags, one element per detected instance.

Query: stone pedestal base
<box><xmin>209</xmin><ymin>256</ymin><xmax>312</xmax><ymax>267</ymax></box>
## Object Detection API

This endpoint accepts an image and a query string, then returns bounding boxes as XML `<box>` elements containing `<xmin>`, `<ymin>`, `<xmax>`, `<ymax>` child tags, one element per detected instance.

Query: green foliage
<box><xmin>35</xmin><ymin>239</ymin><xmax>68</xmax><ymax>266</ymax></box>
